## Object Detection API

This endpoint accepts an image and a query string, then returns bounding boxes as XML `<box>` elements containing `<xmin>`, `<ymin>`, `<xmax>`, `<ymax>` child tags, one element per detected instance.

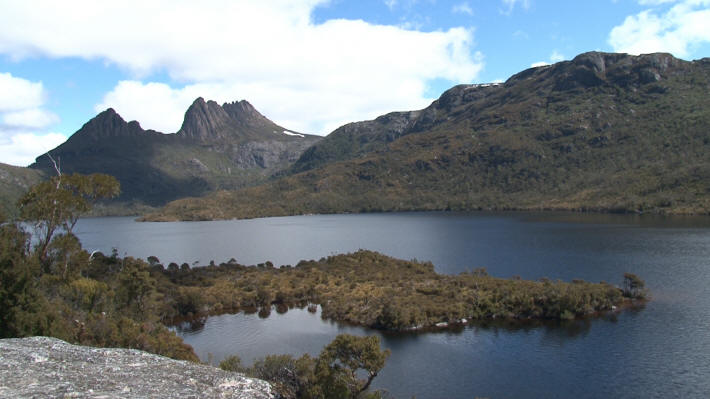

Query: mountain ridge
<box><xmin>26</xmin><ymin>98</ymin><xmax>321</xmax><ymax>210</ymax></box>
<box><xmin>144</xmin><ymin>51</ymin><xmax>710</xmax><ymax>221</ymax></box>
<box><xmin>291</xmin><ymin>51</ymin><xmax>696</xmax><ymax>174</ymax></box>
<box><xmin>176</xmin><ymin>97</ymin><xmax>298</xmax><ymax>143</ymax></box>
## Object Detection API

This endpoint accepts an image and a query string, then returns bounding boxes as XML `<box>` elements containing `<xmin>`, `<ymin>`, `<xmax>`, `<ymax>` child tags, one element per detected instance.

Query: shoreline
<box><xmin>140</xmin><ymin>205</ymin><xmax>710</xmax><ymax>223</ymax></box>
<box><xmin>155</xmin><ymin>250</ymin><xmax>647</xmax><ymax>333</ymax></box>
<box><xmin>168</xmin><ymin>298</ymin><xmax>649</xmax><ymax>337</ymax></box>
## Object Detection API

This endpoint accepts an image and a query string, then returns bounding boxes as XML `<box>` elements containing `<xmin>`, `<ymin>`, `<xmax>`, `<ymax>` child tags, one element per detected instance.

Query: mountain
<box><xmin>28</xmin><ymin>99</ymin><xmax>321</xmax><ymax>211</ymax></box>
<box><xmin>0</xmin><ymin>162</ymin><xmax>45</xmax><ymax>218</ymax></box>
<box><xmin>145</xmin><ymin>51</ymin><xmax>710</xmax><ymax>221</ymax></box>
<box><xmin>178</xmin><ymin>98</ymin><xmax>287</xmax><ymax>143</ymax></box>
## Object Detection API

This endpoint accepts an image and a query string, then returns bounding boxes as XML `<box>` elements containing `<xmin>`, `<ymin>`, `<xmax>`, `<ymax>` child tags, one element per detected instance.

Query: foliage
<box><xmin>1</xmin><ymin>174</ymin><xmax>196</xmax><ymax>361</ymax></box>
<box><xmin>18</xmin><ymin>173</ymin><xmax>119</xmax><ymax>264</ymax></box>
<box><xmin>219</xmin><ymin>354</ymin><xmax>245</xmax><ymax>373</ymax></box>
<box><xmin>312</xmin><ymin>334</ymin><xmax>390</xmax><ymax>398</ymax></box>
<box><xmin>254</xmin><ymin>354</ymin><xmax>311</xmax><ymax>398</ymax></box>
<box><xmin>622</xmin><ymin>273</ymin><xmax>646</xmax><ymax>299</ymax></box>
<box><xmin>222</xmin><ymin>335</ymin><xmax>389</xmax><ymax>399</ymax></box>
<box><xmin>2</xmin><ymin>173</ymin><xmax>650</xmax><ymax>398</ymax></box>
<box><xmin>154</xmin><ymin>250</ymin><xmax>637</xmax><ymax>331</ymax></box>
<box><xmin>0</xmin><ymin>224</ymin><xmax>46</xmax><ymax>338</ymax></box>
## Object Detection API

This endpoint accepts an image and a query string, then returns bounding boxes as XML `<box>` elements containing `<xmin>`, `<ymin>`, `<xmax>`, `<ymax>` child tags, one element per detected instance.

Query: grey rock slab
<box><xmin>0</xmin><ymin>336</ymin><xmax>276</xmax><ymax>399</ymax></box>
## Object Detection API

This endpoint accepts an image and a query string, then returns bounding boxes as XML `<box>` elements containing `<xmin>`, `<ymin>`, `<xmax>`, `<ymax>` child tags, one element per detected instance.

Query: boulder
<box><xmin>0</xmin><ymin>337</ymin><xmax>276</xmax><ymax>399</ymax></box>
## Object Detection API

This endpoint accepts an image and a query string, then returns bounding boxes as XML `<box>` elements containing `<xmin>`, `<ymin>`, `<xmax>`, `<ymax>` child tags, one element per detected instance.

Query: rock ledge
<box><xmin>0</xmin><ymin>336</ymin><xmax>276</xmax><ymax>399</ymax></box>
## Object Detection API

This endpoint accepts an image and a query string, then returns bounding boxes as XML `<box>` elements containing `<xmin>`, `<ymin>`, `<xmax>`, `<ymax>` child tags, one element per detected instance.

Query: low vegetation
<box><xmin>2</xmin><ymin>174</ymin><xmax>647</xmax><ymax>398</ymax></box>
<box><xmin>1</xmin><ymin>173</ymin><xmax>197</xmax><ymax>361</ymax></box>
<box><xmin>219</xmin><ymin>334</ymin><xmax>390</xmax><ymax>399</ymax></box>
<box><xmin>154</xmin><ymin>250</ymin><xmax>643</xmax><ymax>331</ymax></box>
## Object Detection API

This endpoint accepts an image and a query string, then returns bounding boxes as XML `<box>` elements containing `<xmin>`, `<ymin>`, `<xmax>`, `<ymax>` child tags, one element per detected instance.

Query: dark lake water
<box><xmin>75</xmin><ymin>212</ymin><xmax>710</xmax><ymax>398</ymax></box>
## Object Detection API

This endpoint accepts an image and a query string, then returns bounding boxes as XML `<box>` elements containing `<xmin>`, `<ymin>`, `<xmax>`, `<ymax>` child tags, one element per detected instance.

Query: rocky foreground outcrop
<box><xmin>0</xmin><ymin>337</ymin><xmax>276</xmax><ymax>399</ymax></box>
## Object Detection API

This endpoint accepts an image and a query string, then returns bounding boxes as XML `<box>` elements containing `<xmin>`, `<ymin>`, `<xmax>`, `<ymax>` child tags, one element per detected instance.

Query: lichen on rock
<box><xmin>0</xmin><ymin>336</ymin><xmax>276</xmax><ymax>399</ymax></box>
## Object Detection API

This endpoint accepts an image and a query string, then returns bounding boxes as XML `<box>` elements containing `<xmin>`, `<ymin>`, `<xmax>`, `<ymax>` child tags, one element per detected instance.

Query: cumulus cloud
<box><xmin>0</xmin><ymin>72</ymin><xmax>62</xmax><ymax>166</ymax></box>
<box><xmin>95</xmin><ymin>75</ymin><xmax>440</xmax><ymax>135</ymax></box>
<box><xmin>0</xmin><ymin>72</ymin><xmax>46</xmax><ymax>112</ymax></box>
<box><xmin>0</xmin><ymin>1</ymin><xmax>484</xmax><ymax>135</ymax></box>
<box><xmin>609</xmin><ymin>0</ymin><xmax>710</xmax><ymax>57</ymax></box>
<box><xmin>3</xmin><ymin>109</ymin><xmax>59</xmax><ymax>129</ymax></box>
<box><xmin>0</xmin><ymin>132</ymin><xmax>66</xmax><ymax>167</ymax></box>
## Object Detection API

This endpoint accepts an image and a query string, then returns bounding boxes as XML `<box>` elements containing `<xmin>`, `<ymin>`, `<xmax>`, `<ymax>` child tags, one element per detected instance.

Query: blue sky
<box><xmin>0</xmin><ymin>0</ymin><xmax>709</xmax><ymax>166</ymax></box>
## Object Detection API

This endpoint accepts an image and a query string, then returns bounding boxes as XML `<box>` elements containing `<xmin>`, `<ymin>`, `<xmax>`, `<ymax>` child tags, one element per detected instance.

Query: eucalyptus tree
<box><xmin>17</xmin><ymin>173</ymin><xmax>119</xmax><ymax>265</ymax></box>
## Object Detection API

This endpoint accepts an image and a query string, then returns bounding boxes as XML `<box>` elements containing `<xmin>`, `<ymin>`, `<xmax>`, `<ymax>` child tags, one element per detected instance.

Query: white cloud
<box><xmin>3</xmin><ymin>108</ymin><xmax>59</xmax><ymax>129</ymax></box>
<box><xmin>0</xmin><ymin>73</ymin><xmax>63</xmax><ymax>166</ymax></box>
<box><xmin>0</xmin><ymin>132</ymin><xmax>66</xmax><ymax>166</ymax></box>
<box><xmin>530</xmin><ymin>61</ymin><xmax>549</xmax><ymax>68</ymax></box>
<box><xmin>94</xmin><ymin>81</ymin><xmax>202</xmax><ymax>133</ymax></box>
<box><xmin>453</xmin><ymin>2</ymin><xmax>474</xmax><ymax>16</ymax></box>
<box><xmin>0</xmin><ymin>1</ymin><xmax>483</xmax><ymax>135</ymax></box>
<box><xmin>609</xmin><ymin>0</ymin><xmax>710</xmax><ymax>57</ymax></box>
<box><xmin>0</xmin><ymin>72</ymin><xmax>46</xmax><ymax>112</ymax></box>
<box><xmin>95</xmin><ymin>73</ymin><xmax>448</xmax><ymax>135</ymax></box>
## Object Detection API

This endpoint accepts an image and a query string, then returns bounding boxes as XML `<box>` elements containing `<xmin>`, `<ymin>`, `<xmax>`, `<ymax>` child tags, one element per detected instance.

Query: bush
<box><xmin>622</xmin><ymin>273</ymin><xmax>647</xmax><ymax>299</ymax></box>
<box><xmin>219</xmin><ymin>354</ymin><xmax>244</xmax><ymax>373</ymax></box>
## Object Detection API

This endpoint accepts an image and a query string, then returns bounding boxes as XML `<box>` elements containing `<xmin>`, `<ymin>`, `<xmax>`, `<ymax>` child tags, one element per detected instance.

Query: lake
<box><xmin>75</xmin><ymin>212</ymin><xmax>710</xmax><ymax>398</ymax></box>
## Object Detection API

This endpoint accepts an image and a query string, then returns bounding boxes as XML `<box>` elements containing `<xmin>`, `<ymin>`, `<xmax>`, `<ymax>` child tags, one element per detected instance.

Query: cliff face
<box><xmin>176</xmin><ymin>98</ymin><xmax>322</xmax><ymax>169</ymax></box>
<box><xmin>0</xmin><ymin>337</ymin><xmax>276</xmax><ymax>399</ymax></box>
<box><xmin>176</xmin><ymin>98</ymin><xmax>293</xmax><ymax>144</ymax></box>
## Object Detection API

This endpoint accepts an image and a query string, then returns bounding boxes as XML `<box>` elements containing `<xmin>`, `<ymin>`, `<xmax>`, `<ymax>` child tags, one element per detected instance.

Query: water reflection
<box><xmin>77</xmin><ymin>212</ymin><xmax>710</xmax><ymax>398</ymax></box>
<box><xmin>520</xmin><ymin>211</ymin><xmax>710</xmax><ymax>228</ymax></box>
<box><xmin>174</xmin><ymin>305</ymin><xmax>666</xmax><ymax>399</ymax></box>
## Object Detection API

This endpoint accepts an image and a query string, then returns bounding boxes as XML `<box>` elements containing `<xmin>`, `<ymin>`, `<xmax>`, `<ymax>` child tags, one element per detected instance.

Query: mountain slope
<box><xmin>28</xmin><ymin>100</ymin><xmax>321</xmax><ymax>210</ymax></box>
<box><xmin>145</xmin><ymin>52</ymin><xmax>710</xmax><ymax>221</ymax></box>
<box><xmin>0</xmin><ymin>163</ymin><xmax>45</xmax><ymax>218</ymax></box>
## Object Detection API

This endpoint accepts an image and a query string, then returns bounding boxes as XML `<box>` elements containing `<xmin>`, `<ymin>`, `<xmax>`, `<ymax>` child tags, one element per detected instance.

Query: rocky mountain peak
<box><xmin>222</xmin><ymin>100</ymin><xmax>275</xmax><ymax>129</ymax></box>
<box><xmin>71</xmin><ymin>108</ymin><xmax>147</xmax><ymax>140</ymax></box>
<box><xmin>177</xmin><ymin>97</ymin><xmax>233</xmax><ymax>141</ymax></box>
<box><xmin>89</xmin><ymin>107</ymin><xmax>125</xmax><ymax>127</ymax></box>
<box><xmin>504</xmin><ymin>51</ymin><xmax>688</xmax><ymax>92</ymax></box>
<box><xmin>223</xmin><ymin>100</ymin><xmax>258</xmax><ymax>119</ymax></box>
<box><xmin>177</xmin><ymin>97</ymin><xmax>292</xmax><ymax>143</ymax></box>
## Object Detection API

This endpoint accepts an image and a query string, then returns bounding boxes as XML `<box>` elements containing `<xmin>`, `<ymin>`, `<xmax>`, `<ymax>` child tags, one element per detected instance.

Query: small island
<box><xmin>1</xmin><ymin>173</ymin><xmax>647</xmax><ymax>398</ymax></box>
<box><xmin>152</xmin><ymin>250</ymin><xmax>646</xmax><ymax>331</ymax></box>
